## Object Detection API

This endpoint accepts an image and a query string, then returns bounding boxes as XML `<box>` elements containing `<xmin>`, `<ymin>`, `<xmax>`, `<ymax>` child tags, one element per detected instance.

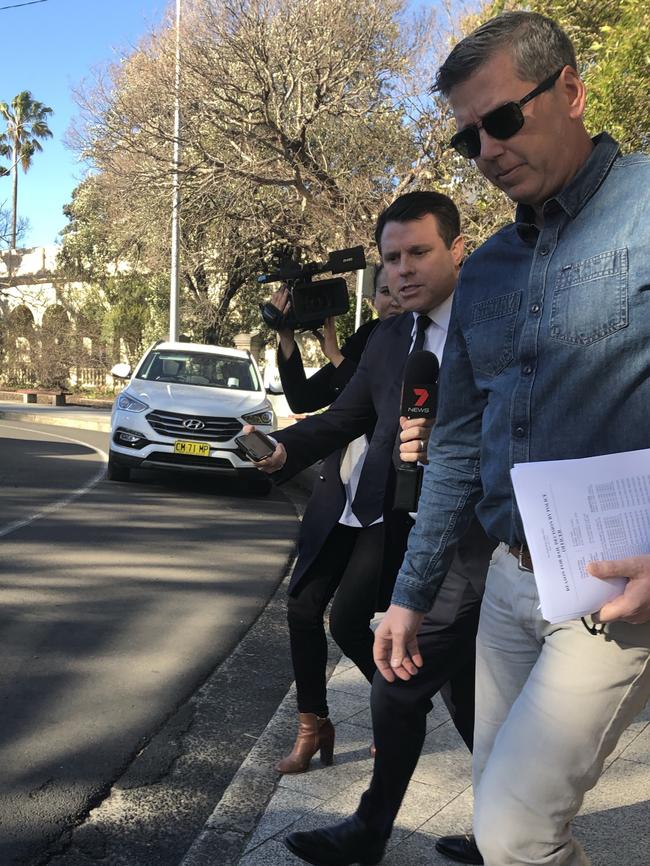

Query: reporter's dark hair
<box><xmin>375</xmin><ymin>190</ymin><xmax>460</xmax><ymax>251</ymax></box>
<box><xmin>433</xmin><ymin>12</ymin><xmax>576</xmax><ymax>97</ymax></box>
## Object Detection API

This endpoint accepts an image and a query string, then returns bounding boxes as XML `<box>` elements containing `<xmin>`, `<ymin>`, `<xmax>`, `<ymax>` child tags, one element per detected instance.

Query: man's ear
<box><xmin>450</xmin><ymin>234</ymin><xmax>465</xmax><ymax>268</ymax></box>
<box><xmin>560</xmin><ymin>65</ymin><xmax>586</xmax><ymax>120</ymax></box>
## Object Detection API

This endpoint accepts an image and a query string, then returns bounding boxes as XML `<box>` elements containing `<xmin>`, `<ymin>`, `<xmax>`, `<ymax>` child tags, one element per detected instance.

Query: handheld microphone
<box><xmin>393</xmin><ymin>350</ymin><xmax>439</xmax><ymax>512</ymax></box>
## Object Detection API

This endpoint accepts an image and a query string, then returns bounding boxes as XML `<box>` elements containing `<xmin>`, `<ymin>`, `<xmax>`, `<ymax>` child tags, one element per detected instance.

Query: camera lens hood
<box><xmin>260</xmin><ymin>302</ymin><xmax>290</xmax><ymax>331</ymax></box>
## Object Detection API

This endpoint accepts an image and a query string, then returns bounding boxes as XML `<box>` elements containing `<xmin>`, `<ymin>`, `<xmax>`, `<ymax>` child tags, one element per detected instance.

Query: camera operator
<box><xmin>271</xmin><ymin>266</ymin><xmax>401</xmax><ymax>413</ymax></box>
<box><xmin>260</xmin><ymin>265</ymin><xmax>402</xmax><ymax>775</ymax></box>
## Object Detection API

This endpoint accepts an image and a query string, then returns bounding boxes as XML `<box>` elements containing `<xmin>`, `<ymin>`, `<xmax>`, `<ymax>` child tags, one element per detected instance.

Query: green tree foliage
<box><xmin>537</xmin><ymin>0</ymin><xmax>649</xmax><ymax>151</ymax></box>
<box><xmin>57</xmin><ymin>178</ymin><xmax>168</xmax><ymax>363</ymax></box>
<box><xmin>0</xmin><ymin>138</ymin><xmax>9</xmax><ymax>176</ymax></box>
<box><xmin>0</xmin><ymin>91</ymin><xmax>53</xmax><ymax>249</ymax></box>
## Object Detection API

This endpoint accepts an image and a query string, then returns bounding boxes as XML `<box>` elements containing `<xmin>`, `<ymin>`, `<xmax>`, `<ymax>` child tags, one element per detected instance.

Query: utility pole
<box><xmin>169</xmin><ymin>0</ymin><xmax>182</xmax><ymax>341</ymax></box>
<box><xmin>354</xmin><ymin>268</ymin><xmax>364</xmax><ymax>330</ymax></box>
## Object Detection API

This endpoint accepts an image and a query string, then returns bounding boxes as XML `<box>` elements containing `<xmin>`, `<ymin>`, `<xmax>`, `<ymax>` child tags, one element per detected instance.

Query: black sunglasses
<box><xmin>449</xmin><ymin>68</ymin><xmax>564</xmax><ymax>159</ymax></box>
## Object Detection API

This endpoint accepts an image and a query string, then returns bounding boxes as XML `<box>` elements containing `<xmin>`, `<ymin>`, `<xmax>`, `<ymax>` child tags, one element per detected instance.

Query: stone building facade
<box><xmin>0</xmin><ymin>245</ymin><xmax>107</xmax><ymax>388</ymax></box>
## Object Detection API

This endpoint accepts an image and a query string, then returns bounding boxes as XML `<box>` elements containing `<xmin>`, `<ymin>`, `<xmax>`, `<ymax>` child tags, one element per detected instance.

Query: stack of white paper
<box><xmin>511</xmin><ymin>449</ymin><xmax>650</xmax><ymax>623</ymax></box>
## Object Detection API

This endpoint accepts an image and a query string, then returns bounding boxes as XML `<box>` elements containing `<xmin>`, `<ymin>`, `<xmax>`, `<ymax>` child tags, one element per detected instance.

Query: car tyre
<box><xmin>107</xmin><ymin>454</ymin><xmax>131</xmax><ymax>482</ymax></box>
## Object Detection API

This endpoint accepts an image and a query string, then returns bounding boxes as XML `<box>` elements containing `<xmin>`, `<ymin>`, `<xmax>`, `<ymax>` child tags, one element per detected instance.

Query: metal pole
<box><xmin>354</xmin><ymin>268</ymin><xmax>364</xmax><ymax>330</ymax></box>
<box><xmin>169</xmin><ymin>0</ymin><xmax>182</xmax><ymax>341</ymax></box>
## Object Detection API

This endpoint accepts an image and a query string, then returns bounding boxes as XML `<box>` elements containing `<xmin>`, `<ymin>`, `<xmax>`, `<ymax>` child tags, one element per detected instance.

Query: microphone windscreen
<box><xmin>403</xmin><ymin>350</ymin><xmax>439</xmax><ymax>384</ymax></box>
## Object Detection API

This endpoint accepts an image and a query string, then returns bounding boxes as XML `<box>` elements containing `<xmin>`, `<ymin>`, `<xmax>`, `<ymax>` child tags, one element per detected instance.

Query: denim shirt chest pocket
<box><xmin>550</xmin><ymin>248</ymin><xmax>629</xmax><ymax>346</ymax></box>
<box><xmin>465</xmin><ymin>290</ymin><xmax>521</xmax><ymax>378</ymax></box>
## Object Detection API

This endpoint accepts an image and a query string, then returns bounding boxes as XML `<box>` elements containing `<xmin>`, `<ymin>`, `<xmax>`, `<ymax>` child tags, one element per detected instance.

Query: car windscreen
<box><xmin>136</xmin><ymin>351</ymin><xmax>261</xmax><ymax>391</ymax></box>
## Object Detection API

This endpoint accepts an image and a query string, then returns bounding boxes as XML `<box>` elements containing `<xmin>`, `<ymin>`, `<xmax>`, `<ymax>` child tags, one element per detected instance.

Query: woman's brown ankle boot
<box><xmin>275</xmin><ymin>713</ymin><xmax>335</xmax><ymax>774</ymax></box>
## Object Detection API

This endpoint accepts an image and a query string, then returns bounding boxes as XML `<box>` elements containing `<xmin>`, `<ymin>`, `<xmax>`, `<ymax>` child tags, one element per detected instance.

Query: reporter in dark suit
<box><xmin>266</xmin><ymin>267</ymin><xmax>403</xmax><ymax>774</ymax></box>
<box><xmin>250</xmin><ymin>193</ymin><xmax>494</xmax><ymax>866</ymax></box>
<box><xmin>248</xmin><ymin>192</ymin><xmax>492</xmax><ymax>824</ymax></box>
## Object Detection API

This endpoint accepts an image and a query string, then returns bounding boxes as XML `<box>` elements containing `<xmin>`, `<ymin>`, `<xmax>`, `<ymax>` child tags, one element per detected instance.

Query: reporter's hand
<box><xmin>399</xmin><ymin>417</ymin><xmax>434</xmax><ymax>464</ymax></box>
<box><xmin>588</xmin><ymin>555</ymin><xmax>650</xmax><ymax>624</ymax></box>
<box><xmin>373</xmin><ymin>604</ymin><xmax>425</xmax><ymax>682</ymax></box>
<box><xmin>271</xmin><ymin>287</ymin><xmax>296</xmax><ymax>359</ymax></box>
<box><xmin>241</xmin><ymin>424</ymin><xmax>287</xmax><ymax>474</ymax></box>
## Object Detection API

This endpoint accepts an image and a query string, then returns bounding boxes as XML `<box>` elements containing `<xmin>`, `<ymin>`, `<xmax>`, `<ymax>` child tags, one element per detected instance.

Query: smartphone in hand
<box><xmin>235</xmin><ymin>430</ymin><xmax>276</xmax><ymax>462</ymax></box>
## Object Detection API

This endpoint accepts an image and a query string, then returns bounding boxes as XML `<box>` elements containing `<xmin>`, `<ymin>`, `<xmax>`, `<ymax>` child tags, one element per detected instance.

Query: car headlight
<box><xmin>242</xmin><ymin>409</ymin><xmax>274</xmax><ymax>426</ymax></box>
<box><xmin>117</xmin><ymin>428</ymin><xmax>143</xmax><ymax>443</ymax></box>
<box><xmin>117</xmin><ymin>392</ymin><xmax>149</xmax><ymax>413</ymax></box>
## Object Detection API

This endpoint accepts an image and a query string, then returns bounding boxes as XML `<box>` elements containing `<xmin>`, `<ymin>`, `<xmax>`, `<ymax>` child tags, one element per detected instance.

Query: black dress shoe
<box><xmin>435</xmin><ymin>834</ymin><xmax>483</xmax><ymax>865</ymax></box>
<box><xmin>284</xmin><ymin>814</ymin><xmax>386</xmax><ymax>866</ymax></box>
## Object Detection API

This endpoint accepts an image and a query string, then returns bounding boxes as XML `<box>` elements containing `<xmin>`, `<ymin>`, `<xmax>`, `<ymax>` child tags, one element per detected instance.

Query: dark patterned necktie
<box><xmin>412</xmin><ymin>314</ymin><xmax>431</xmax><ymax>352</ymax></box>
<box><xmin>350</xmin><ymin>315</ymin><xmax>432</xmax><ymax>526</ymax></box>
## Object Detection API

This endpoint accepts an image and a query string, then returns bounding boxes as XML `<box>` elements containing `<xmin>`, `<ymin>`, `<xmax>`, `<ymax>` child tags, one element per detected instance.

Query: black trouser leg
<box><xmin>329</xmin><ymin>523</ymin><xmax>385</xmax><ymax>684</ymax></box>
<box><xmin>440</xmin><ymin>656</ymin><xmax>476</xmax><ymax>751</ymax></box>
<box><xmin>357</xmin><ymin>554</ymin><xmax>482</xmax><ymax>839</ymax></box>
<box><xmin>287</xmin><ymin>524</ymin><xmax>360</xmax><ymax>717</ymax></box>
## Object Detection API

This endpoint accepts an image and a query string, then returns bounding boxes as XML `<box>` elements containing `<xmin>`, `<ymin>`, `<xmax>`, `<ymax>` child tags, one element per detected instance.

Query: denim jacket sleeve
<box><xmin>391</xmin><ymin>292</ymin><xmax>487</xmax><ymax>613</ymax></box>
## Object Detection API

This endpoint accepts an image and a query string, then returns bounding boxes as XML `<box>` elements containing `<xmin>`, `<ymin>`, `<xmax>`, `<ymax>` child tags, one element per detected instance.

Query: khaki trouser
<box><xmin>473</xmin><ymin>544</ymin><xmax>650</xmax><ymax>866</ymax></box>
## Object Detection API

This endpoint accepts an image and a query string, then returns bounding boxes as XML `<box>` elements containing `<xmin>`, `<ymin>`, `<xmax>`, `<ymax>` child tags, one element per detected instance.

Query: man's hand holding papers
<box><xmin>511</xmin><ymin>449</ymin><xmax>650</xmax><ymax>624</ymax></box>
<box><xmin>588</xmin><ymin>555</ymin><xmax>650</xmax><ymax>625</ymax></box>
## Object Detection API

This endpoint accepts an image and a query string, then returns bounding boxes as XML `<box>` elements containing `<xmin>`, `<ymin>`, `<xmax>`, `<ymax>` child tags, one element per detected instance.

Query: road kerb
<box><xmin>0</xmin><ymin>408</ymin><xmax>112</xmax><ymax>433</ymax></box>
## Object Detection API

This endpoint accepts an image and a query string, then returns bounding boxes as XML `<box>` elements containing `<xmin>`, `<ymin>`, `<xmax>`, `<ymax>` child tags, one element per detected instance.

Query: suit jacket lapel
<box><xmin>387</xmin><ymin>313</ymin><xmax>414</xmax><ymax>448</ymax></box>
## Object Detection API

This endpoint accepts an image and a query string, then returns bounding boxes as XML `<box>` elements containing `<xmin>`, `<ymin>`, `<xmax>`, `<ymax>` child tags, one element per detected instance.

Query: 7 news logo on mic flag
<box><xmin>401</xmin><ymin>383</ymin><xmax>435</xmax><ymax>417</ymax></box>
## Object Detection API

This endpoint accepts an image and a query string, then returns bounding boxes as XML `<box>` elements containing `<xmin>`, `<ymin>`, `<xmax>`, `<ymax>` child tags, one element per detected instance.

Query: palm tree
<box><xmin>0</xmin><ymin>91</ymin><xmax>53</xmax><ymax>249</ymax></box>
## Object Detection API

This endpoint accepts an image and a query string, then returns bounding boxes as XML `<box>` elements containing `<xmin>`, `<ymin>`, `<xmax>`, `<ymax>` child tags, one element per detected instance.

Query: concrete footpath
<box><xmin>182</xmin><ymin>648</ymin><xmax>650</xmax><ymax>866</ymax></box>
<box><xmin>4</xmin><ymin>402</ymin><xmax>650</xmax><ymax>865</ymax></box>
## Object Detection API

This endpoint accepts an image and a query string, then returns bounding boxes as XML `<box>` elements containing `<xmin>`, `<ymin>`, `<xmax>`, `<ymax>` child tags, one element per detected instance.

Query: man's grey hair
<box><xmin>433</xmin><ymin>12</ymin><xmax>577</xmax><ymax>97</ymax></box>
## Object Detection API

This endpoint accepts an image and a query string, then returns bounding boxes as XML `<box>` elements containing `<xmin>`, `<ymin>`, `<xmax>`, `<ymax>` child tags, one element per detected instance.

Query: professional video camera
<box><xmin>258</xmin><ymin>245</ymin><xmax>366</xmax><ymax>331</ymax></box>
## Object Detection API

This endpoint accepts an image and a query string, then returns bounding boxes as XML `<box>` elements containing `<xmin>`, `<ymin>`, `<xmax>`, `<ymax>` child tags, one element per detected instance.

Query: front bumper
<box><xmin>109</xmin><ymin>447</ymin><xmax>265</xmax><ymax>477</ymax></box>
<box><xmin>110</xmin><ymin>410</ymin><xmax>274</xmax><ymax>477</ymax></box>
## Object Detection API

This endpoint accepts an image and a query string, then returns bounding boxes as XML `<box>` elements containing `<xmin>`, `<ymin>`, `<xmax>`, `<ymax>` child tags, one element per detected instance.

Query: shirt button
<box><xmin>539</xmin><ymin>246</ymin><xmax>549</xmax><ymax>256</ymax></box>
<box><xmin>530</xmin><ymin>303</ymin><xmax>541</xmax><ymax>314</ymax></box>
<box><xmin>514</xmin><ymin>426</ymin><xmax>526</xmax><ymax>438</ymax></box>
<box><xmin>522</xmin><ymin>364</ymin><xmax>533</xmax><ymax>375</ymax></box>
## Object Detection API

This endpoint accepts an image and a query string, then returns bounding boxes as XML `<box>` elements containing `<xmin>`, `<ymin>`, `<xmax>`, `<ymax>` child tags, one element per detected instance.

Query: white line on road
<box><xmin>0</xmin><ymin>422</ymin><xmax>108</xmax><ymax>539</ymax></box>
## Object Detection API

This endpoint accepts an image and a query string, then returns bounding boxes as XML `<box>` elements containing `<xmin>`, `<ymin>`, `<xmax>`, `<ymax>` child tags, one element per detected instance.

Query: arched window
<box><xmin>2</xmin><ymin>306</ymin><xmax>36</xmax><ymax>385</ymax></box>
<box><xmin>7</xmin><ymin>304</ymin><xmax>35</xmax><ymax>338</ymax></box>
<box><xmin>41</xmin><ymin>305</ymin><xmax>71</xmax><ymax>342</ymax></box>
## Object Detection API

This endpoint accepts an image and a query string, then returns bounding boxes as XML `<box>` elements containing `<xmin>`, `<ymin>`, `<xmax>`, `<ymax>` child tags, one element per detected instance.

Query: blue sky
<box><xmin>1</xmin><ymin>0</ymin><xmax>171</xmax><ymax>248</ymax></box>
<box><xmin>1</xmin><ymin>0</ymin><xmax>442</xmax><ymax>250</ymax></box>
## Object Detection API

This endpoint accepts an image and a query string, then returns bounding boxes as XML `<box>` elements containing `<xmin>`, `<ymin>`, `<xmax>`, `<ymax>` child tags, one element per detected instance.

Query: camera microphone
<box><xmin>393</xmin><ymin>350</ymin><xmax>439</xmax><ymax>512</ymax></box>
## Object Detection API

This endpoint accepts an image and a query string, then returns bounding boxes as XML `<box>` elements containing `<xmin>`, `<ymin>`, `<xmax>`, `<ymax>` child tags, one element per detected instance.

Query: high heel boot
<box><xmin>275</xmin><ymin>712</ymin><xmax>335</xmax><ymax>774</ymax></box>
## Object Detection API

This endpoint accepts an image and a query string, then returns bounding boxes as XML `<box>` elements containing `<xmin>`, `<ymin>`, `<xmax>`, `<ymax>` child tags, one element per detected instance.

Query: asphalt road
<box><xmin>0</xmin><ymin>420</ymin><xmax>300</xmax><ymax>865</ymax></box>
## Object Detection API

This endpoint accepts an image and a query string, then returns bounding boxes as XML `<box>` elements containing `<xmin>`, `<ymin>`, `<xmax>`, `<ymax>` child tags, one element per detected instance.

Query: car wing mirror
<box><xmin>111</xmin><ymin>363</ymin><xmax>132</xmax><ymax>379</ymax></box>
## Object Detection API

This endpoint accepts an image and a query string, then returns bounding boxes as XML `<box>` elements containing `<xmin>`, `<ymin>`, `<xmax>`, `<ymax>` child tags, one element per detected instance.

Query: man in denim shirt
<box><xmin>374</xmin><ymin>11</ymin><xmax>650</xmax><ymax>866</ymax></box>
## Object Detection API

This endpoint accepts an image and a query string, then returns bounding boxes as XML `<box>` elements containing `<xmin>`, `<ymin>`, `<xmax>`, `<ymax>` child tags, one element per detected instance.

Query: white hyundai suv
<box><xmin>108</xmin><ymin>341</ymin><xmax>276</xmax><ymax>487</ymax></box>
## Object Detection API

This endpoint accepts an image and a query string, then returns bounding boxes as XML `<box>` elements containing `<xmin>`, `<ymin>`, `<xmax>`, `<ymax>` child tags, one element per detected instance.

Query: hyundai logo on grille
<box><xmin>182</xmin><ymin>418</ymin><xmax>205</xmax><ymax>431</ymax></box>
